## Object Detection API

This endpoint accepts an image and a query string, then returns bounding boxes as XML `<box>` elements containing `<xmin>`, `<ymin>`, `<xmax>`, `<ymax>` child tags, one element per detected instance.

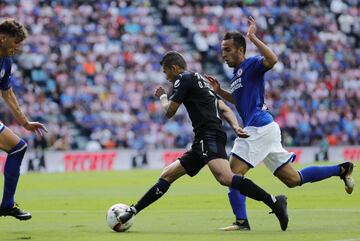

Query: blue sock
<box><xmin>298</xmin><ymin>165</ymin><xmax>341</xmax><ymax>185</ymax></box>
<box><xmin>1</xmin><ymin>140</ymin><xmax>27</xmax><ymax>208</ymax></box>
<box><xmin>228</xmin><ymin>187</ymin><xmax>247</xmax><ymax>220</ymax></box>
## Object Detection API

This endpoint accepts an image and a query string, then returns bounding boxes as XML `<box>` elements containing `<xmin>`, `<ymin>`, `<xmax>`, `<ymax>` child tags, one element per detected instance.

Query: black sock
<box><xmin>134</xmin><ymin>178</ymin><xmax>170</xmax><ymax>213</ymax></box>
<box><xmin>231</xmin><ymin>175</ymin><xmax>275</xmax><ymax>209</ymax></box>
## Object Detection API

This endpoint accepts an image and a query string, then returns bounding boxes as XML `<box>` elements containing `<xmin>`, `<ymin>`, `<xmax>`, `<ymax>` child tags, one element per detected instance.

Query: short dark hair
<box><xmin>0</xmin><ymin>18</ymin><xmax>28</xmax><ymax>43</ymax></box>
<box><xmin>160</xmin><ymin>51</ymin><xmax>187</xmax><ymax>69</ymax></box>
<box><xmin>223</xmin><ymin>31</ymin><xmax>246</xmax><ymax>54</ymax></box>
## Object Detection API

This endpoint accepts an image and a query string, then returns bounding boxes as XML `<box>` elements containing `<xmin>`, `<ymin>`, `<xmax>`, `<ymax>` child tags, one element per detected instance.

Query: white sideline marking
<box><xmin>30</xmin><ymin>208</ymin><xmax>360</xmax><ymax>213</ymax></box>
<box><xmin>331</xmin><ymin>238</ymin><xmax>360</xmax><ymax>241</ymax></box>
<box><xmin>289</xmin><ymin>209</ymin><xmax>360</xmax><ymax>212</ymax></box>
<box><xmin>32</xmin><ymin>210</ymin><xmax>104</xmax><ymax>213</ymax></box>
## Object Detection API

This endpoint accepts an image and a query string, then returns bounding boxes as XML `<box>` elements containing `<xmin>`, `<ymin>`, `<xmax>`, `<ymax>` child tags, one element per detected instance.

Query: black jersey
<box><xmin>169</xmin><ymin>71</ymin><xmax>226</xmax><ymax>138</ymax></box>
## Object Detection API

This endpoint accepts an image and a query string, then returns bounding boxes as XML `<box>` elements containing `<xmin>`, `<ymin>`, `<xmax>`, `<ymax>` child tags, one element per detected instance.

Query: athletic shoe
<box><xmin>269</xmin><ymin>195</ymin><xmax>288</xmax><ymax>231</ymax></box>
<box><xmin>219</xmin><ymin>219</ymin><xmax>251</xmax><ymax>231</ymax></box>
<box><xmin>116</xmin><ymin>205</ymin><xmax>136</xmax><ymax>224</ymax></box>
<box><xmin>0</xmin><ymin>203</ymin><xmax>32</xmax><ymax>221</ymax></box>
<box><xmin>340</xmin><ymin>162</ymin><xmax>355</xmax><ymax>194</ymax></box>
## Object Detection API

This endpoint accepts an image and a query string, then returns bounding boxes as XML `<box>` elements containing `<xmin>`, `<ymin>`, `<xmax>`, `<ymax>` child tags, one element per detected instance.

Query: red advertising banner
<box><xmin>343</xmin><ymin>147</ymin><xmax>360</xmax><ymax>161</ymax></box>
<box><xmin>64</xmin><ymin>152</ymin><xmax>116</xmax><ymax>172</ymax></box>
<box><xmin>0</xmin><ymin>155</ymin><xmax>6</xmax><ymax>173</ymax></box>
<box><xmin>162</xmin><ymin>150</ymin><xmax>186</xmax><ymax>166</ymax></box>
<box><xmin>0</xmin><ymin>146</ymin><xmax>357</xmax><ymax>174</ymax></box>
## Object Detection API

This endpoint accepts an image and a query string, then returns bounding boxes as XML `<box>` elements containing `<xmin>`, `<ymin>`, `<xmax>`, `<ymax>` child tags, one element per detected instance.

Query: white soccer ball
<box><xmin>106</xmin><ymin>203</ymin><xmax>134</xmax><ymax>232</ymax></box>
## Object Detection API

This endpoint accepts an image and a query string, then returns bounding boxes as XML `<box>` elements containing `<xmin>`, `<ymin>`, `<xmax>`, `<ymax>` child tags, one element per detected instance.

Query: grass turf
<box><xmin>0</xmin><ymin>163</ymin><xmax>359</xmax><ymax>241</ymax></box>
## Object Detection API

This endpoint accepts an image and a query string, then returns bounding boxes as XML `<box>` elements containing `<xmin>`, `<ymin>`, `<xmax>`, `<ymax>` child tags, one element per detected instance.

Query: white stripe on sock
<box><xmin>9</xmin><ymin>144</ymin><xmax>27</xmax><ymax>155</ymax></box>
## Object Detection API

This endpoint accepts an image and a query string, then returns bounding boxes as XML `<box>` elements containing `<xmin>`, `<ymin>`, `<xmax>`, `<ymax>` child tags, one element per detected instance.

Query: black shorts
<box><xmin>179</xmin><ymin>131</ymin><xmax>227</xmax><ymax>177</ymax></box>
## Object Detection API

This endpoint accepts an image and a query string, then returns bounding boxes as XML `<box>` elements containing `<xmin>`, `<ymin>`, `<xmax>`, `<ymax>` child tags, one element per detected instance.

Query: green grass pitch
<box><xmin>0</xmin><ymin>163</ymin><xmax>359</xmax><ymax>241</ymax></box>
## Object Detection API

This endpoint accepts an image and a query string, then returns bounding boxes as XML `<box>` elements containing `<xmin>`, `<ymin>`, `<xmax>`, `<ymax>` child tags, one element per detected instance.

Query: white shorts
<box><xmin>230</xmin><ymin>122</ymin><xmax>296</xmax><ymax>174</ymax></box>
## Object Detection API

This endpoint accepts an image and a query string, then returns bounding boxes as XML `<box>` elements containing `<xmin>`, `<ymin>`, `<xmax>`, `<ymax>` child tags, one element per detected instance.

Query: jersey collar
<box><xmin>233</xmin><ymin>60</ymin><xmax>245</xmax><ymax>75</ymax></box>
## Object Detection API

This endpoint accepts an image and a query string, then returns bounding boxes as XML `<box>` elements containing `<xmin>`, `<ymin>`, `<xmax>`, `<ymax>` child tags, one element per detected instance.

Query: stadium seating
<box><xmin>0</xmin><ymin>0</ymin><xmax>359</xmax><ymax>149</ymax></box>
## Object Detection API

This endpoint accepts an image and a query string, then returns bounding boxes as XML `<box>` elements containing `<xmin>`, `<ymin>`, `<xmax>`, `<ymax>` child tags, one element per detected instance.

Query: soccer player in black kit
<box><xmin>117</xmin><ymin>51</ymin><xmax>289</xmax><ymax>231</ymax></box>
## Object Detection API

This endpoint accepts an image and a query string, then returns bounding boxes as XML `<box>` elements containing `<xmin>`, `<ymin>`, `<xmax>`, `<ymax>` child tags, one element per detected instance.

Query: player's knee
<box><xmin>230</xmin><ymin>164</ymin><xmax>244</xmax><ymax>175</ymax></box>
<box><xmin>160</xmin><ymin>174</ymin><xmax>172</xmax><ymax>183</ymax></box>
<box><xmin>229</xmin><ymin>159</ymin><xmax>248</xmax><ymax>175</ymax></box>
<box><xmin>160</xmin><ymin>167</ymin><xmax>171</xmax><ymax>181</ymax></box>
<box><xmin>215</xmin><ymin>174</ymin><xmax>231</xmax><ymax>186</ymax></box>
<box><xmin>160</xmin><ymin>165</ymin><xmax>177</xmax><ymax>183</ymax></box>
<box><xmin>284</xmin><ymin>176</ymin><xmax>300</xmax><ymax>188</ymax></box>
<box><xmin>8</xmin><ymin>139</ymin><xmax>27</xmax><ymax>155</ymax></box>
<box><xmin>229</xmin><ymin>162</ymin><xmax>239</xmax><ymax>173</ymax></box>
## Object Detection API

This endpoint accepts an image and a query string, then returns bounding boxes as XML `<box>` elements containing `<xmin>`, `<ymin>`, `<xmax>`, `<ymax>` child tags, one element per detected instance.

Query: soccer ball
<box><xmin>106</xmin><ymin>203</ymin><xmax>134</xmax><ymax>232</ymax></box>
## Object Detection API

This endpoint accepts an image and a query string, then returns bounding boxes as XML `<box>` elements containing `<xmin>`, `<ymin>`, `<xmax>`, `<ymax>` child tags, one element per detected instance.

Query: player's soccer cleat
<box><xmin>116</xmin><ymin>205</ymin><xmax>136</xmax><ymax>224</ymax></box>
<box><xmin>269</xmin><ymin>195</ymin><xmax>288</xmax><ymax>231</ymax></box>
<box><xmin>219</xmin><ymin>219</ymin><xmax>251</xmax><ymax>231</ymax></box>
<box><xmin>340</xmin><ymin>162</ymin><xmax>355</xmax><ymax>194</ymax></box>
<box><xmin>0</xmin><ymin>203</ymin><xmax>32</xmax><ymax>221</ymax></box>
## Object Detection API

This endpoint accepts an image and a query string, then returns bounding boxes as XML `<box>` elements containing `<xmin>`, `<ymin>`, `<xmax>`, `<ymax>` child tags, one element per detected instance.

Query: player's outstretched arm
<box><xmin>154</xmin><ymin>86</ymin><xmax>180</xmax><ymax>119</ymax></box>
<box><xmin>1</xmin><ymin>88</ymin><xmax>48</xmax><ymax>135</ymax></box>
<box><xmin>204</xmin><ymin>74</ymin><xmax>236</xmax><ymax>104</ymax></box>
<box><xmin>218</xmin><ymin>100</ymin><xmax>249</xmax><ymax>138</ymax></box>
<box><xmin>246</xmin><ymin>16</ymin><xmax>277</xmax><ymax>69</ymax></box>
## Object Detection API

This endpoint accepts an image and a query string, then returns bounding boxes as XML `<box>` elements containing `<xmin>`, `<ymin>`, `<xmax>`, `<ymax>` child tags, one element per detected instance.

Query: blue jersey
<box><xmin>229</xmin><ymin>55</ymin><xmax>273</xmax><ymax>127</ymax></box>
<box><xmin>0</xmin><ymin>57</ymin><xmax>13</xmax><ymax>91</ymax></box>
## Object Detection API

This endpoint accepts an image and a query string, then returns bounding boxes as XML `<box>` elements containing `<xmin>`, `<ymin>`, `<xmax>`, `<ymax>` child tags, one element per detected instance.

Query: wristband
<box><xmin>160</xmin><ymin>94</ymin><xmax>167</xmax><ymax>101</ymax></box>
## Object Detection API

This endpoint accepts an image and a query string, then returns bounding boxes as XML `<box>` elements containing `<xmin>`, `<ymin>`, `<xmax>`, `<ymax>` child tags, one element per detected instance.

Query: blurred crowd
<box><xmin>0</xmin><ymin>0</ymin><xmax>359</xmax><ymax>150</ymax></box>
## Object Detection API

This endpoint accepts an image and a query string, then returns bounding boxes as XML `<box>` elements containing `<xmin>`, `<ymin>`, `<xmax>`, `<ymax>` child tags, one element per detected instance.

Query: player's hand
<box><xmin>246</xmin><ymin>16</ymin><xmax>257</xmax><ymax>39</ymax></box>
<box><xmin>234</xmin><ymin>126</ymin><xmax>250</xmax><ymax>138</ymax></box>
<box><xmin>23</xmin><ymin>122</ymin><xmax>48</xmax><ymax>136</ymax></box>
<box><xmin>154</xmin><ymin>86</ymin><xmax>166</xmax><ymax>98</ymax></box>
<box><xmin>204</xmin><ymin>74</ymin><xmax>221</xmax><ymax>93</ymax></box>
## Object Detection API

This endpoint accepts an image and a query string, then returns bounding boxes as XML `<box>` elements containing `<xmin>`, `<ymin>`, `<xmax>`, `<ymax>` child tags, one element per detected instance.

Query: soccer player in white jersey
<box><xmin>0</xmin><ymin>18</ymin><xmax>47</xmax><ymax>220</ymax></box>
<box><xmin>205</xmin><ymin>16</ymin><xmax>354</xmax><ymax>231</ymax></box>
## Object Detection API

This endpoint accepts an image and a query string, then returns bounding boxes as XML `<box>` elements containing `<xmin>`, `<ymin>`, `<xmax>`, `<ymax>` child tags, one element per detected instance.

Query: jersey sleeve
<box><xmin>0</xmin><ymin>75</ymin><xmax>13</xmax><ymax>90</ymax></box>
<box><xmin>168</xmin><ymin>75</ymin><xmax>191</xmax><ymax>104</ymax></box>
<box><xmin>250</xmin><ymin>55</ymin><xmax>271</xmax><ymax>74</ymax></box>
<box><xmin>0</xmin><ymin>58</ymin><xmax>13</xmax><ymax>90</ymax></box>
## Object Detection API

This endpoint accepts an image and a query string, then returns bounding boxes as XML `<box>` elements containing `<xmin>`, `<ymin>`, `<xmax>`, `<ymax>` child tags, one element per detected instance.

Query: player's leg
<box><xmin>117</xmin><ymin>159</ymin><xmax>187</xmax><ymax>224</ymax></box>
<box><xmin>207</xmin><ymin>158</ymin><xmax>289</xmax><ymax>231</ymax></box>
<box><xmin>133</xmin><ymin>159</ymin><xmax>186</xmax><ymax>212</ymax></box>
<box><xmin>220</xmin><ymin>155</ymin><xmax>251</xmax><ymax>231</ymax></box>
<box><xmin>276</xmin><ymin>161</ymin><xmax>354</xmax><ymax>193</ymax></box>
<box><xmin>0</xmin><ymin>125</ymin><xmax>31</xmax><ymax>220</ymax></box>
<box><xmin>222</xmin><ymin>126</ymin><xmax>272</xmax><ymax>231</ymax></box>
<box><xmin>298</xmin><ymin>162</ymin><xmax>354</xmax><ymax>193</ymax></box>
<box><xmin>117</xmin><ymin>149</ymin><xmax>203</xmax><ymax>224</ymax></box>
<box><xmin>266</xmin><ymin>123</ymin><xmax>354</xmax><ymax>193</ymax></box>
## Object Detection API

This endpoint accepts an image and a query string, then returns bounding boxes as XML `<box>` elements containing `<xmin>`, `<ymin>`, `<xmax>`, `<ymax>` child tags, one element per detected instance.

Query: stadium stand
<box><xmin>0</xmin><ymin>0</ymin><xmax>359</xmax><ymax>150</ymax></box>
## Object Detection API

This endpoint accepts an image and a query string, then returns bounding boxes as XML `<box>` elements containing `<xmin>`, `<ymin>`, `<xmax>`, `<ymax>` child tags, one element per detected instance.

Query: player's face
<box><xmin>221</xmin><ymin>39</ymin><xmax>244</xmax><ymax>68</ymax></box>
<box><xmin>162</xmin><ymin>65</ymin><xmax>178</xmax><ymax>82</ymax></box>
<box><xmin>0</xmin><ymin>35</ymin><xmax>22</xmax><ymax>57</ymax></box>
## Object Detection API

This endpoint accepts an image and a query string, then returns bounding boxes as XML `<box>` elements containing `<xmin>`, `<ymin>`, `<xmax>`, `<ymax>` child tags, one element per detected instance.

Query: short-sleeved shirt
<box><xmin>229</xmin><ymin>55</ymin><xmax>273</xmax><ymax>127</ymax></box>
<box><xmin>0</xmin><ymin>57</ymin><xmax>13</xmax><ymax>91</ymax></box>
<box><xmin>169</xmin><ymin>71</ymin><xmax>228</xmax><ymax>176</ymax></box>
<box><xmin>169</xmin><ymin>71</ymin><xmax>226</xmax><ymax>139</ymax></box>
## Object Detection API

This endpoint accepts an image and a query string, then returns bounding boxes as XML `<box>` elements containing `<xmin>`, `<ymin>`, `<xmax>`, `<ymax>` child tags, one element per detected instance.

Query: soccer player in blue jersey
<box><xmin>0</xmin><ymin>19</ymin><xmax>48</xmax><ymax>220</ymax></box>
<box><xmin>205</xmin><ymin>16</ymin><xmax>354</xmax><ymax>231</ymax></box>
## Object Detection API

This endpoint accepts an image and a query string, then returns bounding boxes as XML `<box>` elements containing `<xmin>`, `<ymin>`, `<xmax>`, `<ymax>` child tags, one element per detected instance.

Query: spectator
<box><xmin>0</xmin><ymin>0</ymin><xmax>358</xmax><ymax>150</ymax></box>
